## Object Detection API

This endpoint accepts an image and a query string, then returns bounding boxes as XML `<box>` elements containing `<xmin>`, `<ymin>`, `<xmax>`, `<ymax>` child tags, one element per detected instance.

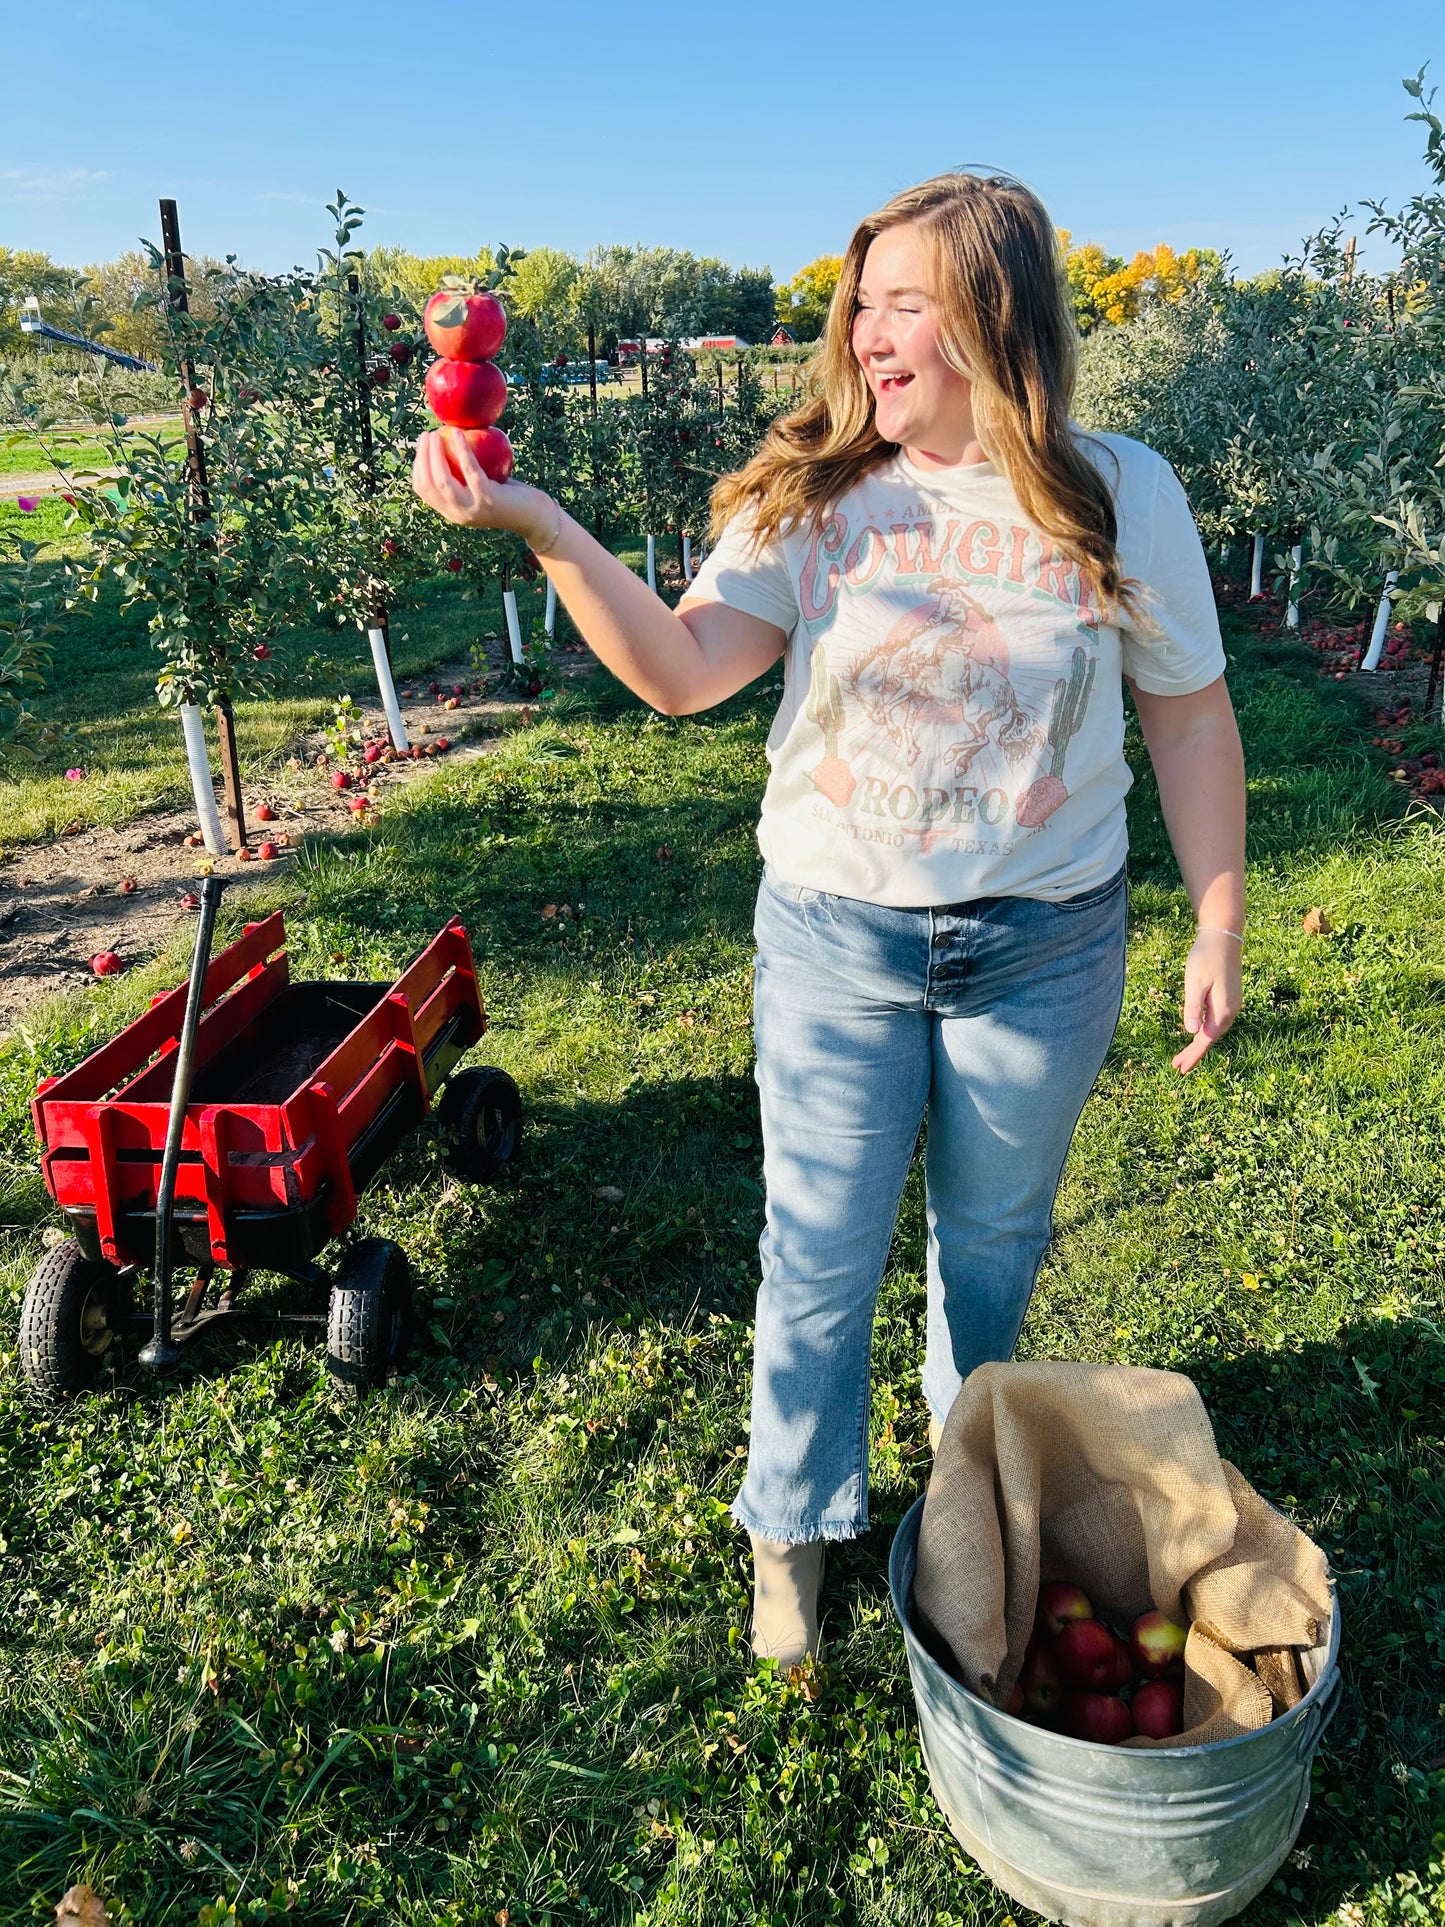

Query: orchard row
<box><xmin>1078</xmin><ymin>73</ymin><xmax>1445</xmax><ymax>711</ymax></box>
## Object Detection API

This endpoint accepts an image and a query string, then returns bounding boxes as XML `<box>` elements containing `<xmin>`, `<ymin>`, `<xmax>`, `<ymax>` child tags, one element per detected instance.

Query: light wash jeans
<box><xmin>732</xmin><ymin>863</ymin><xmax>1128</xmax><ymax>1544</ymax></box>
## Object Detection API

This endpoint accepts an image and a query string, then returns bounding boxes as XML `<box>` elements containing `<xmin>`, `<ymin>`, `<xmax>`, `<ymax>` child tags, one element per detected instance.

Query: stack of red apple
<box><xmin>1007</xmin><ymin>1581</ymin><xmax>1188</xmax><ymax>1745</ymax></box>
<box><xmin>423</xmin><ymin>283</ymin><xmax>514</xmax><ymax>484</ymax></box>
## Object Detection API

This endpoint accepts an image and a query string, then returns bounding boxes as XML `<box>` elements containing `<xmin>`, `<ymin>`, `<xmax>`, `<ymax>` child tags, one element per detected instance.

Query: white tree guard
<box><xmin>646</xmin><ymin>534</ymin><xmax>656</xmax><ymax>594</ymax></box>
<box><xmin>366</xmin><ymin>627</ymin><xmax>409</xmax><ymax>751</ymax></box>
<box><xmin>1361</xmin><ymin>571</ymin><xmax>1399</xmax><ymax>672</ymax></box>
<box><xmin>1249</xmin><ymin>532</ymin><xmax>1265</xmax><ymax>598</ymax></box>
<box><xmin>180</xmin><ymin>704</ymin><xmax>225</xmax><ymax>856</ymax></box>
<box><xmin>1285</xmin><ymin>542</ymin><xmax>1302</xmax><ymax>630</ymax></box>
<box><xmin>544</xmin><ymin>576</ymin><xmax>557</xmax><ymax>639</ymax></box>
<box><xmin>682</xmin><ymin>534</ymin><xmax>694</xmax><ymax>583</ymax></box>
<box><xmin>502</xmin><ymin>588</ymin><xmax>525</xmax><ymax>665</ymax></box>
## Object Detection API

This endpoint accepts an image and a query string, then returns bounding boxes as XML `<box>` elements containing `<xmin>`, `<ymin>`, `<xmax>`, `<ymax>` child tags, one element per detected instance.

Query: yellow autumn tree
<box><xmin>776</xmin><ymin>255</ymin><xmax>842</xmax><ymax>342</ymax></box>
<box><xmin>1058</xmin><ymin>232</ymin><xmax>1220</xmax><ymax>334</ymax></box>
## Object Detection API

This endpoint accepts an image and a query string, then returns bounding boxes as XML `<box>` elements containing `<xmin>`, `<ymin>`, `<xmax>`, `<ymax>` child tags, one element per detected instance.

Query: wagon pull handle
<box><xmin>139</xmin><ymin>873</ymin><xmax>227</xmax><ymax>1370</ymax></box>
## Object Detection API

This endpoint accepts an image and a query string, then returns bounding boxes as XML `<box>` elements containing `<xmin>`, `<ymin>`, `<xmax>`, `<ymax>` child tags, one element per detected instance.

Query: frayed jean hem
<box><xmin>730</xmin><ymin>1497</ymin><xmax>866</xmax><ymax>1545</ymax></box>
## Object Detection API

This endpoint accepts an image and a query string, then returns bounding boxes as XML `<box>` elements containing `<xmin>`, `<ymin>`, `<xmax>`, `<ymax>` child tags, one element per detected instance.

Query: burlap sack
<box><xmin>912</xmin><ymin>1361</ymin><xmax>1332</xmax><ymax>1748</ymax></box>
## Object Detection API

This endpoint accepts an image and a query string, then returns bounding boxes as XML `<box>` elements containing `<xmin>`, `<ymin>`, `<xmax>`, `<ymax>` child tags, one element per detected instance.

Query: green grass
<box><xmin>0</xmin><ymin>558</ymin><xmax>554</xmax><ymax>849</ymax></box>
<box><xmin>0</xmin><ymin>607</ymin><xmax>1442</xmax><ymax>1924</ymax></box>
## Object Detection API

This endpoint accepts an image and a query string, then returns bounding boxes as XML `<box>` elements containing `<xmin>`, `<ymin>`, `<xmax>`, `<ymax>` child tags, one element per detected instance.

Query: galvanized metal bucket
<box><xmin>889</xmin><ymin>1496</ymin><xmax>1341</xmax><ymax>1927</ymax></box>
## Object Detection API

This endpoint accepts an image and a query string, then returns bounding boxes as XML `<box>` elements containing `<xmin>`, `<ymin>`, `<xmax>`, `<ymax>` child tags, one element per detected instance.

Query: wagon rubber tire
<box><xmin>437</xmin><ymin>1066</ymin><xmax>522</xmax><ymax>1184</ymax></box>
<box><xmin>19</xmin><ymin>1238</ymin><xmax>130</xmax><ymax>1398</ymax></box>
<box><xmin>326</xmin><ymin>1238</ymin><xmax>413</xmax><ymax>1397</ymax></box>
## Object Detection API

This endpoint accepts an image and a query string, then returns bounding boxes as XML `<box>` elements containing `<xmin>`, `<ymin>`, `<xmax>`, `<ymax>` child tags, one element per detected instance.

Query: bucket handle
<box><xmin>1283</xmin><ymin>1663</ymin><xmax>1343</xmax><ymax>1842</ymax></box>
<box><xmin>1294</xmin><ymin>1664</ymin><xmax>1342</xmax><ymax>1765</ymax></box>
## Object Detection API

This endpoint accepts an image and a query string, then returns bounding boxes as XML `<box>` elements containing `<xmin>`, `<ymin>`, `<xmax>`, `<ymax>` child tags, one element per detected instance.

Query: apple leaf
<box><xmin>429</xmin><ymin>296</ymin><xmax>469</xmax><ymax>329</ymax></box>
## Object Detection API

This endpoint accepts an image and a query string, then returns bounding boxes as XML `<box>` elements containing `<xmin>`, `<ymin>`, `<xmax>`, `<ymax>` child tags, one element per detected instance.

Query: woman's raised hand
<box><xmin>411</xmin><ymin>429</ymin><xmax>556</xmax><ymax>546</ymax></box>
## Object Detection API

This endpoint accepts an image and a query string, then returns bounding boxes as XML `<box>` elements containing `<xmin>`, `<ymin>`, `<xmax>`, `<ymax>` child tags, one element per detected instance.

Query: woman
<box><xmin>412</xmin><ymin>173</ymin><xmax>1245</xmax><ymax>1669</ymax></box>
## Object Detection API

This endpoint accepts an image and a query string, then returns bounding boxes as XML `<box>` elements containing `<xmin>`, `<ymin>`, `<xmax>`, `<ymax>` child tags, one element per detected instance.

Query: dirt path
<box><xmin>0</xmin><ymin>644</ymin><xmax>566</xmax><ymax>1036</ymax></box>
<box><xmin>0</xmin><ymin>470</ymin><xmax>113</xmax><ymax>501</ymax></box>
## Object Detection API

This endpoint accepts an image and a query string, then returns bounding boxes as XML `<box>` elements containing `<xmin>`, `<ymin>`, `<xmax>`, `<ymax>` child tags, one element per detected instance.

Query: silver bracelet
<box><xmin>531</xmin><ymin>496</ymin><xmax>565</xmax><ymax>558</ymax></box>
<box><xmin>1198</xmin><ymin>923</ymin><xmax>1245</xmax><ymax>944</ymax></box>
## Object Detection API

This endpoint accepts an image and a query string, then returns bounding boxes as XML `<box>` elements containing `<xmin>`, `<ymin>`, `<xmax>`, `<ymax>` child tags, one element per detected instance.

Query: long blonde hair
<box><xmin>712</xmin><ymin>172</ymin><xmax>1140</xmax><ymax>622</ymax></box>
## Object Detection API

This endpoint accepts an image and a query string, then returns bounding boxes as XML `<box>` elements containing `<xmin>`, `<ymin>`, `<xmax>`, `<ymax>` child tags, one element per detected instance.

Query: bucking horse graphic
<box><xmin>842</xmin><ymin>580</ymin><xmax>1041</xmax><ymax>775</ymax></box>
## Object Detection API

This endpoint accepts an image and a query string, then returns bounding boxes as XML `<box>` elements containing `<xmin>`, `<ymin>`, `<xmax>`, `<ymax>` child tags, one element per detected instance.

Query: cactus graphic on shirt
<box><xmin>806</xmin><ymin>645</ymin><xmax>856</xmax><ymax>806</ymax></box>
<box><xmin>1016</xmin><ymin>645</ymin><xmax>1095</xmax><ymax>828</ymax></box>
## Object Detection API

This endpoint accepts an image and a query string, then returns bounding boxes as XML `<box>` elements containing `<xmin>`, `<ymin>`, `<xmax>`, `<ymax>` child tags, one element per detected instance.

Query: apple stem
<box><xmin>365</xmin><ymin>625</ymin><xmax>410</xmax><ymax>751</ymax></box>
<box><xmin>179</xmin><ymin>703</ymin><xmax>225</xmax><ymax>856</ymax></box>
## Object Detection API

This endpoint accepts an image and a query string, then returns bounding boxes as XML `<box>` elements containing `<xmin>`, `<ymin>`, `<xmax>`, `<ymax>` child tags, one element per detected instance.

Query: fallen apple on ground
<box><xmin>255</xmin><ymin>803</ymin><xmax>276</xmax><ymax>822</ymax></box>
<box><xmin>90</xmin><ymin>951</ymin><xmax>122</xmax><ymax>976</ymax></box>
<box><xmin>331</xmin><ymin>771</ymin><xmax>352</xmax><ymax>790</ymax></box>
<box><xmin>119</xmin><ymin>876</ymin><xmax>137</xmax><ymax>896</ymax></box>
<box><xmin>258</xmin><ymin>841</ymin><xmax>279</xmax><ymax>861</ymax></box>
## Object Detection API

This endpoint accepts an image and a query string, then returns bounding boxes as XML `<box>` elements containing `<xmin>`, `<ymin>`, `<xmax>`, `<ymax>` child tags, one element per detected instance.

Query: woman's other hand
<box><xmin>1172</xmin><ymin>925</ymin><xmax>1243</xmax><ymax>1074</ymax></box>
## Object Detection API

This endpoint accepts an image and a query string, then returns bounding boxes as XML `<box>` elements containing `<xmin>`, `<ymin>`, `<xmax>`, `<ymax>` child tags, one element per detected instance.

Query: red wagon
<box><xmin>20</xmin><ymin>884</ymin><xmax>521</xmax><ymax>1397</ymax></box>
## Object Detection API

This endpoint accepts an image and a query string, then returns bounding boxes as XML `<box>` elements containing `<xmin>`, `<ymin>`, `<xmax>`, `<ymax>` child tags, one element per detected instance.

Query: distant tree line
<box><xmin>2</xmin><ymin>226</ymin><xmax>1227</xmax><ymax>371</ymax></box>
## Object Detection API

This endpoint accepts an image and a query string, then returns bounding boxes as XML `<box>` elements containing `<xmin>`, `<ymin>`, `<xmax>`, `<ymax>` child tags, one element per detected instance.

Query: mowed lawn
<box><xmin>0</xmin><ymin>595</ymin><xmax>1442</xmax><ymax>1925</ymax></box>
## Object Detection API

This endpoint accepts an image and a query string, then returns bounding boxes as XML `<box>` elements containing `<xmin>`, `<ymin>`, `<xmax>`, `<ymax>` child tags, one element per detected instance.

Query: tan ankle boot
<box><xmin>749</xmin><ymin>1534</ymin><xmax>823</xmax><ymax>1666</ymax></box>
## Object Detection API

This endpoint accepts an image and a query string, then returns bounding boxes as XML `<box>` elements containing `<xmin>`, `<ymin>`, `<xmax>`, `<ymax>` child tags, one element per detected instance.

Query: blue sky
<box><xmin>5</xmin><ymin>0</ymin><xmax>1442</xmax><ymax>282</ymax></box>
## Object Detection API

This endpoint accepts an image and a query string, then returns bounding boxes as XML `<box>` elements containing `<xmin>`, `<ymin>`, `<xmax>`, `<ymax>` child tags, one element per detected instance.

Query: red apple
<box><xmin>1063</xmin><ymin>1692</ymin><xmax>1134</xmax><ymax>1745</ymax></box>
<box><xmin>425</xmin><ymin>357</ymin><xmax>506</xmax><ymax>429</ymax></box>
<box><xmin>348</xmin><ymin>798</ymin><xmax>369</xmax><ymax>816</ymax></box>
<box><xmin>180</xmin><ymin>891</ymin><xmax>200</xmax><ymax>910</ymax></box>
<box><xmin>187</xmin><ymin>387</ymin><xmax>208</xmax><ymax>410</ymax></box>
<box><xmin>389</xmin><ymin>340</ymin><xmax>412</xmax><ymax>365</ymax></box>
<box><xmin>382</xmin><ymin>313</ymin><xmax>401</xmax><ymax>332</ymax></box>
<box><xmin>381</xmin><ymin>537</ymin><xmax>399</xmax><ymax>558</ymax></box>
<box><xmin>1102</xmin><ymin>1633</ymin><xmax>1136</xmax><ymax>1693</ymax></box>
<box><xmin>252</xmin><ymin>643</ymin><xmax>272</xmax><ymax>661</ymax></box>
<box><xmin>363</xmin><ymin>743</ymin><xmax>384</xmax><ymax>764</ymax></box>
<box><xmin>90</xmin><ymin>950</ymin><xmax>122</xmax><ymax>976</ymax></box>
<box><xmin>423</xmin><ymin>287</ymin><xmax>506</xmax><ymax>361</ymax></box>
<box><xmin>1055</xmin><ymin>1619</ymin><xmax>1119</xmax><ymax>1690</ymax></box>
<box><xmin>447</xmin><ymin>556</ymin><xmax>464</xmax><ymax>573</ymax></box>
<box><xmin>435</xmin><ymin>737</ymin><xmax>450</xmax><ymax>750</ymax></box>
<box><xmin>237</xmin><ymin>848</ymin><xmax>253</xmax><ymax>862</ymax></box>
<box><xmin>1019</xmin><ymin>1645</ymin><xmax>1065</xmax><ymax>1720</ymax></box>
<box><xmin>1132</xmin><ymin>1680</ymin><xmax>1184</xmax><ymax>1741</ymax></box>
<box><xmin>119</xmin><ymin>876</ymin><xmax>138</xmax><ymax>896</ymax></box>
<box><xmin>331</xmin><ymin>770</ymin><xmax>352</xmax><ymax>790</ymax></box>
<box><xmin>255</xmin><ymin>803</ymin><xmax>276</xmax><ymax>822</ymax></box>
<box><xmin>258</xmin><ymin>841</ymin><xmax>278</xmax><ymax>860</ymax></box>
<box><xmin>1036</xmin><ymin>1581</ymin><xmax>1093</xmax><ymax>1641</ymax></box>
<box><xmin>1131</xmin><ymin>1611</ymin><xmax>1188</xmax><ymax>1679</ymax></box>
<box><xmin>439</xmin><ymin>425</ymin><xmax>514</xmax><ymax>484</ymax></box>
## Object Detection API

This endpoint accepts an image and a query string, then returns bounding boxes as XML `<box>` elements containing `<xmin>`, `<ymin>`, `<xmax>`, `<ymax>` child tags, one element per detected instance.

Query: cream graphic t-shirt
<box><xmin>686</xmin><ymin>431</ymin><xmax>1226</xmax><ymax>905</ymax></box>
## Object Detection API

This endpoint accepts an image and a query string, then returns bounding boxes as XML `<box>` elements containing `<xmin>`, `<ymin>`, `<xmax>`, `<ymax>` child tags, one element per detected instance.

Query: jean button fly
<box><xmin>931</xmin><ymin>930</ymin><xmax>950</xmax><ymax>948</ymax></box>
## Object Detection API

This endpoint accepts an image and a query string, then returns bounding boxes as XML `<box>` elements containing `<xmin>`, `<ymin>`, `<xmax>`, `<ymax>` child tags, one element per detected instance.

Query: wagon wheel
<box><xmin>19</xmin><ymin>1238</ymin><xmax>131</xmax><ymax>1398</ymax></box>
<box><xmin>325</xmin><ymin>1238</ymin><xmax>413</xmax><ymax>1397</ymax></box>
<box><xmin>437</xmin><ymin>1067</ymin><xmax>523</xmax><ymax>1184</ymax></box>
